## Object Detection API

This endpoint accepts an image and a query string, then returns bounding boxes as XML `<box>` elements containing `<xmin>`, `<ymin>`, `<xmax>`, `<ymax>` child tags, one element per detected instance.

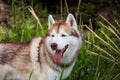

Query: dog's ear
<box><xmin>48</xmin><ymin>15</ymin><xmax>55</xmax><ymax>29</ymax></box>
<box><xmin>66</xmin><ymin>13</ymin><xmax>77</xmax><ymax>29</ymax></box>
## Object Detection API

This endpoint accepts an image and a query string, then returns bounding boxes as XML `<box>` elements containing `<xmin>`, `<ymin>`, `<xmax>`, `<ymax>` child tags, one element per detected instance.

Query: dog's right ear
<box><xmin>48</xmin><ymin>15</ymin><xmax>55</xmax><ymax>29</ymax></box>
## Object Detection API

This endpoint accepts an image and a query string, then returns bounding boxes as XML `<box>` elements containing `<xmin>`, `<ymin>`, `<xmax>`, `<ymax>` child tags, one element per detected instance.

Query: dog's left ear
<box><xmin>48</xmin><ymin>15</ymin><xmax>55</xmax><ymax>29</ymax></box>
<box><xmin>66</xmin><ymin>13</ymin><xmax>77</xmax><ymax>29</ymax></box>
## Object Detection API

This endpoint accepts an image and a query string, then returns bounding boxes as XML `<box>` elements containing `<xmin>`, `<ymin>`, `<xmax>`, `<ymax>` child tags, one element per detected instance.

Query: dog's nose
<box><xmin>51</xmin><ymin>43</ymin><xmax>57</xmax><ymax>50</ymax></box>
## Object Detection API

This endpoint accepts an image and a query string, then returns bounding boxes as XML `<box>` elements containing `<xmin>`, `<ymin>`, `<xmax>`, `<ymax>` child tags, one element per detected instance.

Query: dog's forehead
<box><xmin>50</xmin><ymin>20</ymin><xmax>70</xmax><ymax>33</ymax></box>
<box><xmin>47</xmin><ymin>20</ymin><xmax>79</xmax><ymax>38</ymax></box>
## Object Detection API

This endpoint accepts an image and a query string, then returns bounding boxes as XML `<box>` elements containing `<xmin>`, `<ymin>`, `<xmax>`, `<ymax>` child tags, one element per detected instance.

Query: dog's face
<box><xmin>45</xmin><ymin>14</ymin><xmax>82</xmax><ymax>65</ymax></box>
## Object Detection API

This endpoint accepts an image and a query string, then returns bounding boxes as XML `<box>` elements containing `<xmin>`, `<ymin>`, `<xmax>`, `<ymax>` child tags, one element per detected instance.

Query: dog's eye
<box><xmin>61</xmin><ymin>34</ymin><xmax>67</xmax><ymax>37</ymax></box>
<box><xmin>51</xmin><ymin>35</ymin><xmax>55</xmax><ymax>37</ymax></box>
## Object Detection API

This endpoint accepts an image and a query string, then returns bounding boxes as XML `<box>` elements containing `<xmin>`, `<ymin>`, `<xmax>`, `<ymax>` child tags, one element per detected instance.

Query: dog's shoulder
<box><xmin>30</xmin><ymin>37</ymin><xmax>42</xmax><ymax>62</ymax></box>
<box><xmin>30</xmin><ymin>36</ymin><xmax>42</xmax><ymax>50</ymax></box>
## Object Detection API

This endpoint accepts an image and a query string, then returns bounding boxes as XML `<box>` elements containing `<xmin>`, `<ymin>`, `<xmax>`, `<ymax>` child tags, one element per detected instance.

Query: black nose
<box><xmin>51</xmin><ymin>43</ymin><xmax>57</xmax><ymax>50</ymax></box>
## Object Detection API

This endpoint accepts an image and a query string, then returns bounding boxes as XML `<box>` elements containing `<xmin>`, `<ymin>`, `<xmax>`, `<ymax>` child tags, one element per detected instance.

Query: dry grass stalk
<box><xmin>60</xmin><ymin>0</ymin><xmax>63</xmax><ymax>19</ymax></box>
<box><xmin>28</xmin><ymin>6</ymin><xmax>43</xmax><ymax>35</ymax></box>
<box><xmin>87</xmin><ymin>50</ymin><xmax>118</xmax><ymax>64</ymax></box>
<box><xmin>76</xmin><ymin>0</ymin><xmax>81</xmax><ymax>21</ymax></box>
<box><xmin>85</xmin><ymin>40</ymin><xmax>117</xmax><ymax>61</ymax></box>
<box><xmin>64</xmin><ymin>0</ymin><xmax>69</xmax><ymax>14</ymax></box>
<box><xmin>100</xmin><ymin>15</ymin><xmax>120</xmax><ymax>35</ymax></box>
<box><xmin>89</xmin><ymin>19</ymin><xmax>94</xmax><ymax>43</ymax></box>
<box><xmin>115</xmin><ymin>19</ymin><xmax>120</xmax><ymax>29</ymax></box>
<box><xmin>98</xmin><ymin>22</ymin><xmax>120</xmax><ymax>41</ymax></box>
<box><xmin>100</xmin><ymin>30</ymin><xmax>120</xmax><ymax>52</ymax></box>
<box><xmin>85</xmin><ymin>25</ymin><xmax>119</xmax><ymax>54</ymax></box>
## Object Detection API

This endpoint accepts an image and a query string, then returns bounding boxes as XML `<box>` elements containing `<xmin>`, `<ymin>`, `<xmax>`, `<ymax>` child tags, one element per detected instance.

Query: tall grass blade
<box><xmin>98</xmin><ymin>22</ymin><xmax>120</xmax><ymax>41</ymax></box>
<box><xmin>85</xmin><ymin>25</ymin><xmax>120</xmax><ymax>54</ymax></box>
<box><xmin>115</xmin><ymin>19</ymin><xmax>120</xmax><ymax>29</ymax></box>
<box><xmin>100</xmin><ymin>15</ymin><xmax>120</xmax><ymax>35</ymax></box>
<box><xmin>76</xmin><ymin>0</ymin><xmax>81</xmax><ymax>21</ymax></box>
<box><xmin>100</xmin><ymin>30</ymin><xmax>120</xmax><ymax>52</ymax></box>
<box><xmin>60</xmin><ymin>0</ymin><xmax>63</xmax><ymax>19</ymax></box>
<box><xmin>89</xmin><ymin>19</ymin><xmax>94</xmax><ymax>43</ymax></box>
<box><xmin>95</xmin><ymin>53</ymin><xmax>100</xmax><ymax>80</ymax></box>
<box><xmin>85</xmin><ymin>40</ymin><xmax>117</xmax><ymax>61</ymax></box>
<box><xmin>29</xmin><ymin>69</ymin><xmax>34</xmax><ymax>80</ymax></box>
<box><xmin>109</xmin><ymin>26</ymin><xmax>120</xmax><ymax>40</ymax></box>
<box><xmin>28</xmin><ymin>7</ymin><xmax>44</xmax><ymax>35</ymax></box>
<box><xmin>113</xmin><ymin>72</ymin><xmax>120</xmax><ymax>80</ymax></box>
<box><xmin>64</xmin><ymin>0</ymin><xmax>69</xmax><ymax>14</ymax></box>
<box><xmin>87</xmin><ymin>50</ymin><xmax>118</xmax><ymax>64</ymax></box>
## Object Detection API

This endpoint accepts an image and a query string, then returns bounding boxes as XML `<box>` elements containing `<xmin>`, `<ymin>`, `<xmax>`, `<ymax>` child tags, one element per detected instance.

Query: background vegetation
<box><xmin>0</xmin><ymin>0</ymin><xmax>120</xmax><ymax>80</ymax></box>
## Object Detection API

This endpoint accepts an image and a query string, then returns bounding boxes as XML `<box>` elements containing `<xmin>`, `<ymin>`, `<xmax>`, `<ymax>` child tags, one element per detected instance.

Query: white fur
<box><xmin>30</xmin><ymin>37</ymin><xmax>42</xmax><ymax>79</ymax></box>
<box><xmin>60</xmin><ymin>29</ymin><xmax>82</xmax><ymax>64</ymax></box>
<box><xmin>38</xmin><ymin>66</ymin><xmax>59</xmax><ymax>80</ymax></box>
<box><xmin>30</xmin><ymin>36</ymin><xmax>64</xmax><ymax>80</ymax></box>
<box><xmin>30</xmin><ymin>37</ymin><xmax>42</xmax><ymax>62</ymax></box>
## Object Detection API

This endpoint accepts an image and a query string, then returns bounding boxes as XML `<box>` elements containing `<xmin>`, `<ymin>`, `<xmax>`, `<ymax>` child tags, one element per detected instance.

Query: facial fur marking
<box><xmin>38</xmin><ymin>41</ymin><xmax>41</xmax><ymax>65</ymax></box>
<box><xmin>49</xmin><ymin>20</ymin><xmax>66</xmax><ymax>33</ymax></box>
<box><xmin>48</xmin><ymin>19</ymin><xmax>79</xmax><ymax>38</ymax></box>
<box><xmin>70</xmin><ymin>29</ymin><xmax>79</xmax><ymax>38</ymax></box>
<box><xmin>56</xmin><ymin>21</ymin><xmax>64</xmax><ymax>33</ymax></box>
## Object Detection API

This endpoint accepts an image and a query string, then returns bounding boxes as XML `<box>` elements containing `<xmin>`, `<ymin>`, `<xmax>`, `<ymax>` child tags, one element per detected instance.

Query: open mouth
<box><xmin>53</xmin><ymin>45</ymin><xmax>69</xmax><ymax>64</ymax></box>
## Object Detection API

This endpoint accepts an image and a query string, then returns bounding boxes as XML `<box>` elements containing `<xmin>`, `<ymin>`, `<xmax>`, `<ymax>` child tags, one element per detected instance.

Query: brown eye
<box><xmin>51</xmin><ymin>35</ymin><xmax>55</xmax><ymax>37</ymax></box>
<box><xmin>61</xmin><ymin>34</ymin><xmax>67</xmax><ymax>37</ymax></box>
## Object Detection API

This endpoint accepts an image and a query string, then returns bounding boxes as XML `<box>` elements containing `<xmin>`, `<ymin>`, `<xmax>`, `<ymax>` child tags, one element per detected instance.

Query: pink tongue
<box><xmin>53</xmin><ymin>50</ymin><xmax>64</xmax><ymax>64</ymax></box>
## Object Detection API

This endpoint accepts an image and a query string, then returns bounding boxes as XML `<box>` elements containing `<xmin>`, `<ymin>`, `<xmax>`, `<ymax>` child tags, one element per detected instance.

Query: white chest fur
<box><xmin>37</xmin><ymin>61</ymin><xmax>75</xmax><ymax>80</ymax></box>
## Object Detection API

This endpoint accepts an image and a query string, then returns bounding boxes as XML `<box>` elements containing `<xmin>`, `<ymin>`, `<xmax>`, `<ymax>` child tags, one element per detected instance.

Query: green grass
<box><xmin>0</xmin><ymin>1</ymin><xmax>120</xmax><ymax>80</ymax></box>
<box><xmin>62</xmin><ymin>10</ymin><xmax>119</xmax><ymax>80</ymax></box>
<box><xmin>67</xmin><ymin>15</ymin><xmax>120</xmax><ymax>80</ymax></box>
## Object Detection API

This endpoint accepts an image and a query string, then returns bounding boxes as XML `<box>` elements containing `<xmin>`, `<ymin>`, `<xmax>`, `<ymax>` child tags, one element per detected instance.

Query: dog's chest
<box><xmin>37</xmin><ymin>63</ymin><xmax>75</xmax><ymax>80</ymax></box>
<box><xmin>36</xmin><ymin>65</ymin><xmax>59</xmax><ymax>80</ymax></box>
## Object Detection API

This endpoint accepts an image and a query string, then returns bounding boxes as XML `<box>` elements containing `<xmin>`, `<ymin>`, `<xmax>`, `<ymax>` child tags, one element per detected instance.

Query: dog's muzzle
<box><xmin>50</xmin><ymin>43</ymin><xmax>69</xmax><ymax>64</ymax></box>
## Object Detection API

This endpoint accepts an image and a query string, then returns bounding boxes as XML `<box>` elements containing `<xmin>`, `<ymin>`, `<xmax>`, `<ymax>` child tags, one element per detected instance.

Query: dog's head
<box><xmin>45</xmin><ymin>14</ymin><xmax>82</xmax><ymax>65</ymax></box>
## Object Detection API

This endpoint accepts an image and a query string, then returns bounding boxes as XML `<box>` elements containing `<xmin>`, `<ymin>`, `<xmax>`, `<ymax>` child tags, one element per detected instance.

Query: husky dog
<box><xmin>0</xmin><ymin>14</ymin><xmax>82</xmax><ymax>80</ymax></box>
